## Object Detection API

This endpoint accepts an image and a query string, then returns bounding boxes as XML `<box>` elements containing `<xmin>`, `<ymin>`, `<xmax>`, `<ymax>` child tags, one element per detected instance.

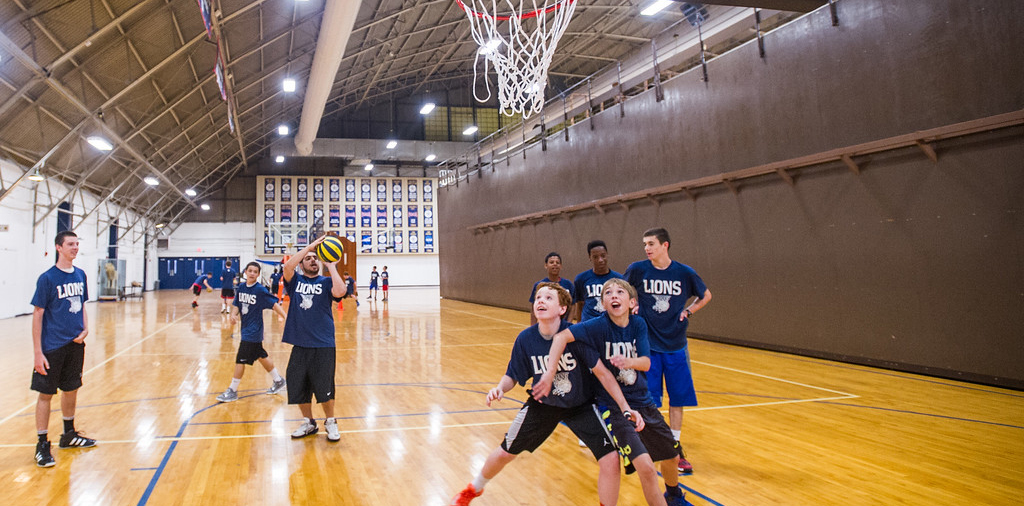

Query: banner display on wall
<box><xmin>345</xmin><ymin>205</ymin><xmax>356</xmax><ymax>228</ymax></box>
<box><xmin>408</xmin><ymin>180</ymin><xmax>418</xmax><ymax>202</ymax></box>
<box><xmin>345</xmin><ymin>179</ymin><xmax>355</xmax><ymax>201</ymax></box>
<box><xmin>297</xmin><ymin>178</ymin><xmax>307</xmax><ymax>201</ymax></box>
<box><xmin>376</xmin><ymin>205</ymin><xmax>388</xmax><ymax>228</ymax></box>
<box><xmin>424</xmin><ymin>230</ymin><xmax>434</xmax><ymax>252</ymax></box>
<box><xmin>361</xmin><ymin>232</ymin><xmax>372</xmax><ymax>253</ymax></box>
<box><xmin>281</xmin><ymin>178</ymin><xmax>292</xmax><ymax>201</ymax></box>
<box><xmin>329</xmin><ymin>205</ymin><xmax>341</xmax><ymax>228</ymax></box>
<box><xmin>392</xmin><ymin>180</ymin><xmax>402</xmax><ymax>202</ymax></box>
<box><xmin>376</xmin><ymin>179</ymin><xmax>387</xmax><ymax>201</ymax></box>
<box><xmin>360</xmin><ymin>179</ymin><xmax>371</xmax><ymax>201</ymax></box>
<box><xmin>330</xmin><ymin>178</ymin><xmax>340</xmax><ymax>201</ymax></box>
<box><xmin>423</xmin><ymin>180</ymin><xmax>433</xmax><ymax>202</ymax></box>
<box><xmin>264</xmin><ymin>179</ymin><xmax>275</xmax><ymax>201</ymax></box>
<box><xmin>361</xmin><ymin>205</ymin><xmax>372</xmax><ymax>228</ymax></box>
<box><xmin>424</xmin><ymin>205</ymin><xmax>433</xmax><ymax>227</ymax></box>
<box><xmin>280</xmin><ymin>204</ymin><xmax>292</xmax><ymax>223</ymax></box>
<box><xmin>407</xmin><ymin>205</ymin><xmax>418</xmax><ymax>227</ymax></box>
<box><xmin>313</xmin><ymin>178</ymin><xmax>323</xmax><ymax>202</ymax></box>
<box><xmin>408</xmin><ymin>230</ymin><xmax>419</xmax><ymax>253</ymax></box>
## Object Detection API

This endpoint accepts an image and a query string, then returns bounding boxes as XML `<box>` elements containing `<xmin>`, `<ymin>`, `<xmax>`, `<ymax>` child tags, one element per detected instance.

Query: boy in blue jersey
<box><xmin>220</xmin><ymin>260</ymin><xmax>237</xmax><ymax>314</ymax></box>
<box><xmin>30</xmin><ymin>231</ymin><xmax>97</xmax><ymax>468</ymax></box>
<box><xmin>573</xmin><ymin>240</ymin><xmax>624</xmax><ymax>323</ymax></box>
<box><xmin>270</xmin><ymin>266</ymin><xmax>283</xmax><ymax>298</ymax></box>
<box><xmin>528</xmin><ymin>252</ymin><xmax>574</xmax><ymax>325</ymax></box>
<box><xmin>190</xmin><ymin>272</ymin><xmax>213</xmax><ymax>309</ymax></box>
<box><xmin>450</xmin><ymin>283</ymin><xmax>643</xmax><ymax>506</ymax></box>
<box><xmin>281</xmin><ymin>236</ymin><xmax>346</xmax><ymax>442</ymax></box>
<box><xmin>367</xmin><ymin>266</ymin><xmax>379</xmax><ymax>300</ymax></box>
<box><xmin>380</xmin><ymin>265</ymin><xmax>389</xmax><ymax>301</ymax></box>
<box><xmin>215</xmin><ymin>262</ymin><xmax>288</xmax><ymax>403</ymax></box>
<box><xmin>534</xmin><ymin>279</ymin><xmax>692</xmax><ymax>506</ymax></box>
<box><xmin>624</xmin><ymin>228</ymin><xmax>711</xmax><ymax>475</ymax></box>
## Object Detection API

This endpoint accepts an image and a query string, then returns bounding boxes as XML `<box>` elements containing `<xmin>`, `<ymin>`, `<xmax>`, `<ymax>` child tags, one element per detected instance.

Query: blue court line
<box><xmin>680</xmin><ymin>483</ymin><xmax>727</xmax><ymax>506</ymax></box>
<box><xmin>130</xmin><ymin>467</ymin><xmax>158</xmax><ymax>471</ymax></box>
<box><xmin>820</xmin><ymin>401</ymin><xmax>1024</xmax><ymax>430</ymax></box>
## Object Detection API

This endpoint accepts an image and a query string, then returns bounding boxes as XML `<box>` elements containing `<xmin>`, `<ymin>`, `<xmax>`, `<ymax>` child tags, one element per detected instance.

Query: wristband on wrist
<box><xmin>684</xmin><ymin>309</ymin><xmax>692</xmax><ymax>318</ymax></box>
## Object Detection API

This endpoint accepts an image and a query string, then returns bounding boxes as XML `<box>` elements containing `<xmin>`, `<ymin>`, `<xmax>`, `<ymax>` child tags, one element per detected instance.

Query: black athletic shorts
<box><xmin>192</xmin><ymin>284</ymin><xmax>202</xmax><ymax>296</ymax></box>
<box><xmin>286</xmin><ymin>346</ymin><xmax>336</xmax><ymax>404</ymax></box>
<box><xmin>603</xmin><ymin>404</ymin><xmax>680</xmax><ymax>466</ymax></box>
<box><xmin>236</xmin><ymin>340</ymin><xmax>269</xmax><ymax>365</ymax></box>
<box><xmin>500</xmin><ymin>397</ymin><xmax>616</xmax><ymax>461</ymax></box>
<box><xmin>31</xmin><ymin>341</ymin><xmax>85</xmax><ymax>395</ymax></box>
<box><xmin>221</xmin><ymin>288</ymin><xmax>235</xmax><ymax>299</ymax></box>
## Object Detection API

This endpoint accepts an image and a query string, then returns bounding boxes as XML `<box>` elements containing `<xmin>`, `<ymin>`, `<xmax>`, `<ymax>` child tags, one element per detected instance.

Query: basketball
<box><xmin>317</xmin><ymin>235</ymin><xmax>344</xmax><ymax>263</ymax></box>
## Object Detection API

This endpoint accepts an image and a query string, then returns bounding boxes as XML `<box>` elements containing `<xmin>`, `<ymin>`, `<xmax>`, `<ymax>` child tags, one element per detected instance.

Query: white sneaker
<box><xmin>325</xmin><ymin>418</ymin><xmax>340</xmax><ymax>442</ymax></box>
<box><xmin>290</xmin><ymin>420</ymin><xmax>318</xmax><ymax>439</ymax></box>
<box><xmin>267</xmin><ymin>378</ymin><xmax>286</xmax><ymax>395</ymax></box>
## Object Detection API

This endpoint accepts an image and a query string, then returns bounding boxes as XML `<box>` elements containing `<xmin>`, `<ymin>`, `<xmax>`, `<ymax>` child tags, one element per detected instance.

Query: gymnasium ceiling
<box><xmin>0</xmin><ymin>0</ymin><xmax>818</xmax><ymax>229</ymax></box>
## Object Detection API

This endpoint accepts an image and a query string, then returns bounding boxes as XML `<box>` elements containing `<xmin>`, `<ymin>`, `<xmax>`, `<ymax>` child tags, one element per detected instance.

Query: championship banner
<box><xmin>296</xmin><ymin>205</ymin><xmax>308</xmax><ymax>244</ymax></box>
<box><xmin>376</xmin><ymin>179</ymin><xmax>387</xmax><ymax>201</ymax></box>
<box><xmin>392</xmin><ymin>180</ymin><xmax>402</xmax><ymax>201</ymax></box>
<box><xmin>297</xmin><ymin>178</ymin><xmax>307</xmax><ymax>201</ymax></box>
<box><xmin>408</xmin><ymin>230</ymin><xmax>419</xmax><ymax>253</ymax></box>
<box><xmin>376</xmin><ymin>205</ymin><xmax>388</xmax><ymax>228</ymax></box>
<box><xmin>280</xmin><ymin>204</ymin><xmax>292</xmax><ymax>223</ymax></box>
<box><xmin>263</xmin><ymin>205</ymin><xmax>275</xmax><ymax>225</ymax></box>
<box><xmin>392</xmin><ymin>205</ymin><xmax>403</xmax><ymax>229</ymax></box>
<box><xmin>313</xmin><ymin>206</ymin><xmax>325</xmax><ymax>232</ymax></box>
<box><xmin>424</xmin><ymin>205</ymin><xmax>434</xmax><ymax>227</ymax></box>
<box><xmin>376</xmin><ymin>231</ymin><xmax>389</xmax><ymax>253</ymax></box>
<box><xmin>329</xmin><ymin>205</ymin><xmax>341</xmax><ymax>228</ymax></box>
<box><xmin>345</xmin><ymin>179</ymin><xmax>356</xmax><ymax>201</ymax></box>
<box><xmin>313</xmin><ymin>178</ymin><xmax>323</xmax><ymax>202</ymax></box>
<box><xmin>393</xmin><ymin>230</ymin><xmax>404</xmax><ymax>253</ymax></box>
<box><xmin>361</xmin><ymin>232</ymin><xmax>372</xmax><ymax>253</ymax></box>
<box><xmin>345</xmin><ymin>230</ymin><xmax>356</xmax><ymax>243</ymax></box>
<box><xmin>264</xmin><ymin>179</ymin><xmax>275</xmax><ymax>201</ymax></box>
<box><xmin>407</xmin><ymin>205</ymin><xmax>418</xmax><ymax>227</ymax></box>
<box><xmin>360</xmin><ymin>179</ymin><xmax>371</xmax><ymax>201</ymax></box>
<box><xmin>361</xmin><ymin>205</ymin><xmax>372</xmax><ymax>227</ymax></box>
<box><xmin>330</xmin><ymin>178</ymin><xmax>340</xmax><ymax>201</ymax></box>
<box><xmin>344</xmin><ymin>205</ymin><xmax>356</xmax><ymax>228</ymax></box>
<box><xmin>408</xmin><ymin>180</ymin><xmax>418</xmax><ymax>202</ymax></box>
<box><xmin>424</xmin><ymin>230</ymin><xmax>434</xmax><ymax>252</ymax></box>
<box><xmin>423</xmin><ymin>180</ymin><xmax>433</xmax><ymax>202</ymax></box>
<box><xmin>281</xmin><ymin>178</ymin><xmax>292</xmax><ymax>201</ymax></box>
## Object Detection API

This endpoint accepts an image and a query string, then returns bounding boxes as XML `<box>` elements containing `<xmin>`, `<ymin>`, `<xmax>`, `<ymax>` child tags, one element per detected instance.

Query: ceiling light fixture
<box><xmin>425</xmin><ymin>154</ymin><xmax>436</xmax><ymax>162</ymax></box>
<box><xmin>282</xmin><ymin>78</ymin><xmax>296</xmax><ymax>92</ymax></box>
<box><xmin>641</xmin><ymin>0</ymin><xmax>673</xmax><ymax>16</ymax></box>
<box><xmin>386</xmin><ymin>140</ymin><xmax>397</xmax><ymax>149</ymax></box>
<box><xmin>364</xmin><ymin>163</ymin><xmax>374</xmax><ymax>171</ymax></box>
<box><xmin>419</xmin><ymin>103</ymin><xmax>435</xmax><ymax>115</ymax></box>
<box><xmin>185</xmin><ymin>188</ymin><xmax>197</xmax><ymax>197</ymax></box>
<box><xmin>144</xmin><ymin>176</ymin><xmax>159</xmax><ymax>186</ymax></box>
<box><xmin>87</xmin><ymin>136</ymin><xmax>114</xmax><ymax>151</ymax></box>
<box><xmin>28</xmin><ymin>168</ymin><xmax>45</xmax><ymax>181</ymax></box>
<box><xmin>275</xmin><ymin>155</ymin><xmax>285</xmax><ymax>163</ymax></box>
<box><xmin>155</xmin><ymin>223</ymin><xmax>165</xmax><ymax>229</ymax></box>
<box><xmin>200</xmin><ymin>203</ymin><xmax>211</xmax><ymax>211</ymax></box>
<box><xmin>278</xmin><ymin>125</ymin><xmax>290</xmax><ymax>136</ymax></box>
<box><xmin>463</xmin><ymin>125</ymin><xmax>479</xmax><ymax>135</ymax></box>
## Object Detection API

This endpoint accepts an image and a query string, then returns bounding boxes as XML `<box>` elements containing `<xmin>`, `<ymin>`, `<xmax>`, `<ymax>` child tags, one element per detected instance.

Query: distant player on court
<box><xmin>367</xmin><ymin>266</ymin><xmax>379</xmax><ymax>300</ymax></box>
<box><xmin>31</xmin><ymin>231</ymin><xmax>97</xmax><ymax>468</ymax></box>
<box><xmin>380</xmin><ymin>265</ymin><xmax>389</xmax><ymax>301</ymax></box>
<box><xmin>449</xmin><ymin>283</ymin><xmax>643</xmax><ymax>506</ymax></box>
<box><xmin>529</xmin><ymin>252</ymin><xmax>574</xmax><ymax>325</ymax></box>
<box><xmin>573</xmin><ymin>240</ymin><xmax>624</xmax><ymax>323</ymax></box>
<box><xmin>190</xmin><ymin>272</ymin><xmax>213</xmax><ymax>309</ymax></box>
<box><xmin>338</xmin><ymin>271</ymin><xmax>359</xmax><ymax>310</ymax></box>
<box><xmin>220</xmin><ymin>260</ymin><xmax>237</xmax><ymax>314</ymax></box>
<box><xmin>215</xmin><ymin>261</ymin><xmax>288</xmax><ymax>402</ymax></box>
<box><xmin>281</xmin><ymin>236</ymin><xmax>346</xmax><ymax>442</ymax></box>
<box><xmin>624</xmin><ymin>227</ymin><xmax>711</xmax><ymax>475</ymax></box>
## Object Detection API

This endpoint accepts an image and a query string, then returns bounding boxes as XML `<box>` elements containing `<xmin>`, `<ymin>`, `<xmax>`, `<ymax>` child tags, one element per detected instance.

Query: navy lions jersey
<box><xmin>282</xmin><ymin>274</ymin><xmax>339</xmax><ymax>347</ymax></box>
<box><xmin>505</xmin><ymin>321</ymin><xmax>600</xmax><ymax>408</ymax></box>
<box><xmin>233</xmin><ymin>282</ymin><xmax>278</xmax><ymax>342</ymax></box>
<box><xmin>624</xmin><ymin>260</ymin><xmax>707</xmax><ymax>352</ymax></box>
<box><xmin>573</xmin><ymin>269</ymin><xmax>624</xmax><ymax>321</ymax></box>
<box><xmin>31</xmin><ymin>266</ymin><xmax>89</xmax><ymax>352</ymax></box>
<box><xmin>569</xmin><ymin>314</ymin><xmax>654</xmax><ymax>408</ymax></box>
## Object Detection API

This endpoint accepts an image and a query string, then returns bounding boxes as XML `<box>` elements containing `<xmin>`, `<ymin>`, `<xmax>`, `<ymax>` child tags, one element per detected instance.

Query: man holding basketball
<box><xmin>281</xmin><ymin>236</ymin><xmax>346</xmax><ymax>442</ymax></box>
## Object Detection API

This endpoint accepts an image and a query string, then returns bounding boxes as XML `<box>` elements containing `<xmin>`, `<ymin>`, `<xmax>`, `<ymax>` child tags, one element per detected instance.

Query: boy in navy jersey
<box><xmin>367</xmin><ymin>266</ymin><xmax>379</xmax><ymax>300</ymax></box>
<box><xmin>220</xmin><ymin>260</ymin><xmax>237</xmax><ymax>314</ymax></box>
<box><xmin>573</xmin><ymin>240</ymin><xmax>624</xmax><ymax>323</ymax></box>
<box><xmin>190</xmin><ymin>272</ymin><xmax>213</xmax><ymax>309</ymax></box>
<box><xmin>624</xmin><ymin>228</ymin><xmax>711</xmax><ymax>475</ymax></box>
<box><xmin>450</xmin><ymin>283</ymin><xmax>643</xmax><ymax>506</ymax></box>
<box><xmin>528</xmin><ymin>252</ymin><xmax>574</xmax><ymax>325</ymax></box>
<box><xmin>380</xmin><ymin>265</ymin><xmax>389</xmax><ymax>301</ymax></box>
<box><xmin>535</xmin><ymin>279</ymin><xmax>692</xmax><ymax>506</ymax></box>
<box><xmin>281</xmin><ymin>236</ymin><xmax>346</xmax><ymax>442</ymax></box>
<box><xmin>215</xmin><ymin>262</ymin><xmax>288</xmax><ymax>402</ymax></box>
<box><xmin>30</xmin><ymin>231</ymin><xmax>96</xmax><ymax>468</ymax></box>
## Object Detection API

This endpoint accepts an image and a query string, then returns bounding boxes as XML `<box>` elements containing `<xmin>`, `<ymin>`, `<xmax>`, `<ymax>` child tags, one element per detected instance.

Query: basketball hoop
<box><xmin>456</xmin><ymin>0</ymin><xmax>578</xmax><ymax>118</ymax></box>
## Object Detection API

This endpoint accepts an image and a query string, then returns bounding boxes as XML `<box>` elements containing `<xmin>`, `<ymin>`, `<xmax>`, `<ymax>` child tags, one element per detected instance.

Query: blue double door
<box><xmin>158</xmin><ymin>257</ymin><xmax>241</xmax><ymax>290</ymax></box>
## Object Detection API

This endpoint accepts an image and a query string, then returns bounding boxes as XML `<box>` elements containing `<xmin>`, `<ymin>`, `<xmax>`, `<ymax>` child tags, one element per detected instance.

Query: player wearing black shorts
<box><xmin>450</xmin><ymin>283</ymin><xmax>643</xmax><ymax>506</ymax></box>
<box><xmin>220</xmin><ymin>260</ymin><xmax>237</xmax><ymax>313</ymax></box>
<box><xmin>280</xmin><ymin>237</ymin><xmax>345</xmax><ymax>442</ymax></box>
<box><xmin>191</xmin><ymin>272</ymin><xmax>213</xmax><ymax>309</ymax></box>
<box><xmin>30</xmin><ymin>231</ymin><xmax>97</xmax><ymax>468</ymax></box>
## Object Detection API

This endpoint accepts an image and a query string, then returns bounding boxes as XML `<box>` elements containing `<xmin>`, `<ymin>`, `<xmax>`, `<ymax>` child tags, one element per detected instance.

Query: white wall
<box><xmin>0</xmin><ymin>158</ymin><xmax>156</xmax><ymax>319</ymax></box>
<box><xmin>160</xmin><ymin>223</ymin><xmax>439</xmax><ymax>287</ymax></box>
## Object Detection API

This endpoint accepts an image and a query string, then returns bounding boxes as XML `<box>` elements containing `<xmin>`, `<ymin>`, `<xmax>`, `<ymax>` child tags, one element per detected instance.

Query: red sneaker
<box><xmin>678</xmin><ymin>456</ymin><xmax>693</xmax><ymax>474</ymax></box>
<box><xmin>450</xmin><ymin>484</ymin><xmax>483</xmax><ymax>505</ymax></box>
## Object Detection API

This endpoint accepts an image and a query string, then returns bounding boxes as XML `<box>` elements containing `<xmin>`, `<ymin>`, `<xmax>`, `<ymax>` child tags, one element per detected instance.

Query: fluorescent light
<box><xmin>425</xmin><ymin>154</ymin><xmax>436</xmax><ymax>162</ymax></box>
<box><xmin>200</xmin><ymin>203</ymin><xmax>211</xmax><ymax>211</ymax></box>
<box><xmin>144</xmin><ymin>176</ymin><xmax>159</xmax><ymax>186</ymax></box>
<box><xmin>275</xmin><ymin>155</ymin><xmax>285</xmax><ymax>163</ymax></box>
<box><xmin>386</xmin><ymin>140</ymin><xmax>397</xmax><ymax>149</ymax></box>
<box><xmin>185</xmin><ymin>188</ymin><xmax>197</xmax><ymax>197</ymax></box>
<box><xmin>419</xmin><ymin>103</ymin><xmax>435</xmax><ymax>115</ymax></box>
<box><xmin>87</xmin><ymin>136</ymin><xmax>114</xmax><ymax>151</ymax></box>
<box><xmin>28</xmin><ymin>168</ymin><xmax>45</xmax><ymax>181</ymax></box>
<box><xmin>277</xmin><ymin>125</ymin><xmax>289</xmax><ymax>136</ymax></box>
<box><xmin>463</xmin><ymin>125</ymin><xmax>478</xmax><ymax>135</ymax></box>
<box><xmin>641</xmin><ymin>0</ymin><xmax>673</xmax><ymax>16</ymax></box>
<box><xmin>155</xmin><ymin>223</ymin><xmax>165</xmax><ymax>229</ymax></box>
<box><xmin>364</xmin><ymin>164</ymin><xmax>374</xmax><ymax>171</ymax></box>
<box><xmin>282</xmin><ymin>78</ymin><xmax>296</xmax><ymax>92</ymax></box>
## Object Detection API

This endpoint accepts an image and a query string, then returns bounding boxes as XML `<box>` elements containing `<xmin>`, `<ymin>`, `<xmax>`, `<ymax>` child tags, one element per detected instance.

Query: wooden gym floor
<box><xmin>0</xmin><ymin>287</ymin><xmax>1021</xmax><ymax>505</ymax></box>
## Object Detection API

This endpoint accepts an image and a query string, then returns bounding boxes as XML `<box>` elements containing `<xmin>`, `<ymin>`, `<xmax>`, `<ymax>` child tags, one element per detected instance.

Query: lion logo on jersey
<box><xmin>241</xmin><ymin>303</ymin><xmax>250</xmax><ymax>315</ymax></box>
<box><xmin>551</xmin><ymin>372</ymin><xmax>572</xmax><ymax>397</ymax></box>
<box><xmin>617</xmin><ymin>368</ymin><xmax>637</xmax><ymax>386</ymax></box>
<box><xmin>68</xmin><ymin>296</ymin><xmax>82</xmax><ymax>314</ymax></box>
<box><xmin>652</xmin><ymin>294</ymin><xmax>671</xmax><ymax>314</ymax></box>
<box><xmin>593</xmin><ymin>300</ymin><xmax>606</xmax><ymax>313</ymax></box>
<box><xmin>299</xmin><ymin>293</ymin><xmax>314</xmax><ymax>310</ymax></box>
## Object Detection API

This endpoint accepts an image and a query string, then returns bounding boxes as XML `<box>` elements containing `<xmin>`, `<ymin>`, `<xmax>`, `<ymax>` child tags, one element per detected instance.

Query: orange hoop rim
<box><xmin>455</xmin><ymin>0</ymin><xmax>576</xmax><ymax>21</ymax></box>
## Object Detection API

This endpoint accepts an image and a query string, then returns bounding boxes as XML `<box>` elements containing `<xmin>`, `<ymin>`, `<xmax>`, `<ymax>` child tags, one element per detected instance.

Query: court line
<box><xmin>442</xmin><ymin>306</ymin><xmax>526</xmax><ymax>327</ymax></box>
<box><xmin>691</xmin><ymin>359</ymin><xmax>859</xmax><ymax>398</ymax></box>
<box><xmin>0</xmin><ymin>312</ymin><xmax>194</xmax><ymax>429</ymax></box>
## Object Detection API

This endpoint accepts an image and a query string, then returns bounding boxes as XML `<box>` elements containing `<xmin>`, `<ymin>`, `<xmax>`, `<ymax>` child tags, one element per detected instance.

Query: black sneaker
<box><xmin>59</xmin><ymin>430</ymin><xmax>97</xmax><ymax>449</ymax></box>
<box><xmin>191</xmin><ymin>301</ymin><xmax>198</xmax><ymax>309</ymax></box>
<box><xmin>35</xmin><ymin>441</ymin><xmax>55</xmax><ymax>467</ymax></box>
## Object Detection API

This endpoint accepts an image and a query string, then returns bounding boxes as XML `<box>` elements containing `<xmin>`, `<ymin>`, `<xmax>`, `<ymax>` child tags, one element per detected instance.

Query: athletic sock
<box><xmin>229</xmin><ymin>378</ymin><xmax>241</xmax><ymax>391</ymax></box>
<box><xmin>471</xmin><ymin>474</ymin><xmax>490</xmax><ymax>492</ymax></box>
<box><xmin>63</xmin><ymin>417</ymin><xmax>75</xmax><ymax>434</ymax></box>
<box><xmin>269</xmin><ymin>368</ymin><xmax>283</xmax><ymax>381</ymax></box>
<box><xmin>38</xmin><ymin>431</ymin><xmax>48</xmax><ymax>443</ymax></box>
<box><xmin>671</xmin><ymin>429</ymin><xmax>681</xmax><ymax>441</ymax></box>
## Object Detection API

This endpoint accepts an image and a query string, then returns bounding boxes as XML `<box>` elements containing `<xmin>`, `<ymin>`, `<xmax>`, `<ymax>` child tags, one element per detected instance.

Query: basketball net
<box><xmin>457</xmin><ymin>0</ymin><xmax>577</xmax><ymax>118</ymax></box>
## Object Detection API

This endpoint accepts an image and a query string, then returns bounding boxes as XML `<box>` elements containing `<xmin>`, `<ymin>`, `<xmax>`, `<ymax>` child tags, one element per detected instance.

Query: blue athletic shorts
<box><xmin>647</xmin><ymin>347</ymin><xmax>697</xmax><ymax>408</ymax></box>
